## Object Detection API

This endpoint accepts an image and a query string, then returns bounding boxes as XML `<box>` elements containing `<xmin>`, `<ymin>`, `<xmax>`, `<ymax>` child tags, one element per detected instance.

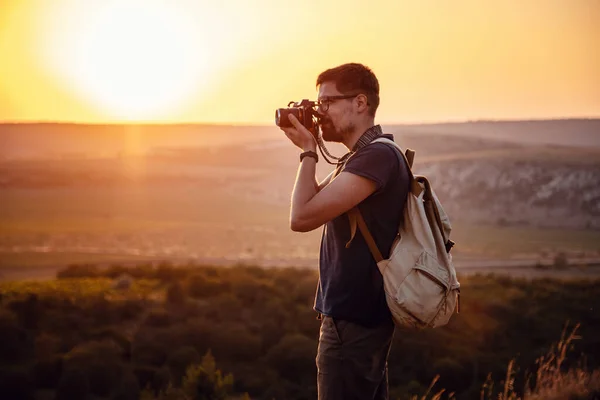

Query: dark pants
<box><xmin>316</xmin><ymin>315</ymin><xmax>395</xmax><ymax>400</ymax></box>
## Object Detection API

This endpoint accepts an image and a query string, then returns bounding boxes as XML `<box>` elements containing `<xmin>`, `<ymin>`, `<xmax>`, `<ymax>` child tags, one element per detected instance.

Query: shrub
<box><xmin>55</xmin><ymin>368</ymin><xmax>90</xmax><ymax>400</ymax></box>
<box><xmin>264</xmin><ymin>333</ymin><xmax>316</xmax><ymax>382</ymax></box>
<box><xmin>56</xmin><ymin>264</ymin><xmax>99</xmax><ymax>279</ymax></box>
<box><xmin>181</xmin><ymin>351</ymin><xmax>233</xmax><ymax>400</ymax></box>
<box><xmin>86</xmin><ymin>327</ymin><xmax>131</xmax><ymax>358</ymax></box>
<box><xmin>33</xmin><ymin>355</ymin><xmax>63</xmax><ymax>389</ymax></box>
<box><xmin>0</xmin><ymin>367</ymin><xmax>35</xmax><ymax>400</ymax></box>
<box><xmin>230</xmin><ymin>279</ymin><xmax>277</xmax><ymax>307</ymax></box>
<box><xmin>186</xmin><ymin>274</ymin><xmax>227</xmax><ymax>299</ymax></box>
<box><xmin>88</xmin><ymin>361</ymin><xmax>123</xmax><ymax>397</ymax></box>
<box><xmin>105</xmin><ymin>264</ymin><xmax>130</xmax><ymax>279</ymax></box>
<box><xmin>0</xmin><ymin>309</ymin><xmax>31</xmax><ymax>363</ymax></box>
<box><xmin>8</xmin><ymin>293</ymin><xmax>41</xmax><ymax>330</ymax></box>
<box><xmin>430</xmin><ymin>357</ymin><xmax>471</xmax><ymax>394</ymax></box>
<box><xmin>144</xmin><ymin>309</ymin><xmax>172</xmax><ymax>327</ymax></box>
<box><xmin>166</xmin><ymin>281</ymin><xmax>187</xmax><ymax>306</ymax></box>
<box><xmin>206</xmin><ymin>322</ymin><xmax>262</xmax><ymax>362</ymax></box>
<box><xmin>155</xmin><ymin>263</ymin><xmax>187</xmax><ymax>282</ymax></box>
<box><xmin>112</xmin><ymin>367</ymin><xmax>141</xmax><ymax>400</ymax></box>
<box><xmin>34</xmin><ymin>332</ymin><xmax>61</xmax><ymax>360</ymax></box>
<box><xmin>208</xmin><ymin>294</ymin><xmax>243</xmax><ymax>323</ymax></box>
<box><xmin>62</xmin><ymin>340</ymin><xmax>124</xmax><ymax>397</ymax></box>
<box><xmin>133</xmin><ymin>365</ymin><xmax>159</xmax><ymax>393</ymax></box>
<box><xmin>115</xmin><ymin>298</ymin><xmax>145</xmax><ymax>320</ymax></box>
<box><xmin>132</xmin><ymin>340</ymin><xmax>168</xmax><ymax>367</ymax></box>
<box><xmin>111</xmin><ymin>273</ymin><xmax>134</xmax><ymax>291</ymax></box>
<box><xmin>167</xmin><ymin>346</ymin><xmax>202</xmax><ymax>386</ymax></box>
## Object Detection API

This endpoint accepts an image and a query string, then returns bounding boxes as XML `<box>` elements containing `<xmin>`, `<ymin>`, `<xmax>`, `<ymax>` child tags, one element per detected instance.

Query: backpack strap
<box><xmin>405</xmin><ymin>149</ymin><xmax>415</xmax><ymax>170</ymax></box>
<box><xmin>348</xmin><ymin>208</ymin><xmax>384</xmax><ymax>262</ymax></box>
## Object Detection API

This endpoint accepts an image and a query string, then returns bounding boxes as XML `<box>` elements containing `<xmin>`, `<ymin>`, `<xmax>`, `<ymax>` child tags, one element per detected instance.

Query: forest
<box><xmin>1</xmin><ymin>262</ymin><xmax>599</xmax><ymax>399</ymax></box>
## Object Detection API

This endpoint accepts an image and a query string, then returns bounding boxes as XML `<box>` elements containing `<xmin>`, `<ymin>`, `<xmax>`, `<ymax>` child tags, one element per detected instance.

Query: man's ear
<box><xmin>355</xmin><ymin>94</ymin><xmax>369</xmax><ymax>113</ymax></box>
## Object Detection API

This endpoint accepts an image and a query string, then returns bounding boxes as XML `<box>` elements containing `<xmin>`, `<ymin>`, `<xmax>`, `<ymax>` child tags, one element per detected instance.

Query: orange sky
<box><xmin>0</xmin><ymin>0</ymin><xmax>598</xmax><ymax>124</ymax></box>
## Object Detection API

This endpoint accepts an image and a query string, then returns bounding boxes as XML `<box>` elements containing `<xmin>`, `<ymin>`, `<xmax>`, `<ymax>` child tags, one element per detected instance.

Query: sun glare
<box><xmin>43</xmin><ymin>1</ymin><xmax>210</xmax><ymax>121</ymax></box>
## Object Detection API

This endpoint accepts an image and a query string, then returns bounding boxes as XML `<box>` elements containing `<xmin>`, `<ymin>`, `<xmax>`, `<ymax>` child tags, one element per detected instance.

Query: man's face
<box><xmin>317</xmin><ymin>82</ymin><xmax>357</xmax><ymax>143</ymax></box>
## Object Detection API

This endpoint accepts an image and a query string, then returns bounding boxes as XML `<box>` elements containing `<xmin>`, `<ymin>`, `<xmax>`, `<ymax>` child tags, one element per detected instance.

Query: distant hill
<box><xmin>1</xmin><ymin>118</ymin><xmax>599</xmax><ymax>235</ymax></box>
<box><xmin>0</xmin><ymin>122</ymin><xmax>276</xmax><ymax>160</ymax></box>
<box><xmin>1</xmin><ymin>119</ymin><xmax>599</xmax><ymax>160</ymax></box>
<box><xmin>386</xmin><ymin>118</ymin><xmax>600</xmax><ymax>148</ymax></box>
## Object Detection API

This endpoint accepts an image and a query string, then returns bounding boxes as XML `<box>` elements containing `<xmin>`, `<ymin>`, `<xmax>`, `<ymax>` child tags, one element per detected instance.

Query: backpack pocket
<box><xmin>394</xmin><ymin>251</ymin><xmax>449</xmax><ymax>326</ymax></box>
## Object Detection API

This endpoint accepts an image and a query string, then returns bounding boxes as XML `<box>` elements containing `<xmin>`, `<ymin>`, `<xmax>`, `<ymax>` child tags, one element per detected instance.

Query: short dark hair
<box><xmin>316</xmin><ymin>63</ymin><xmax>380</xmax><ymax>116</ymax></box>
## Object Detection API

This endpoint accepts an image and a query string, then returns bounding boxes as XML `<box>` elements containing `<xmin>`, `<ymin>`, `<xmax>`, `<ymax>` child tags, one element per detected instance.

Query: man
<box><xmin>279</xmin><ymin>63</ymin><xmax>411</xmax><ymax>399</ymax></box>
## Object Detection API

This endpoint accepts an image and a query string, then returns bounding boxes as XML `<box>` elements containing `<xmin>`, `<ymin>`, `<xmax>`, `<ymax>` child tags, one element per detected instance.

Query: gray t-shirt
<box><xmin>314</xmin><ymin>134</ymin><xmax>410</xmax><ymax>327</ymax></box>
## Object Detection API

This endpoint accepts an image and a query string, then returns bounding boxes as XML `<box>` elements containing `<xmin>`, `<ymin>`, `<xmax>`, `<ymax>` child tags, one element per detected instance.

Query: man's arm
<box><xmin>316</xmin><ymin>169</ymin><xmax>335</xmax><ymax>192</ymax></box>
<box><xmin>280</xmin><ymin>114</ymin><xmax>376</xmax><ymax>232</ymax></box>
<box><xmin>290</xmin><ymin>164</ymin><xmax>376</xmax><ymax>232</ymax></box>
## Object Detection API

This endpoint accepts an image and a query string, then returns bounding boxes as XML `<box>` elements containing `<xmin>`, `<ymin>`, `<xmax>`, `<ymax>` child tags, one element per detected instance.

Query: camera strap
<box><xmin>315</xmin><ymin>129</ymin><xmax>343</xmax><ymax>165</ymax></box>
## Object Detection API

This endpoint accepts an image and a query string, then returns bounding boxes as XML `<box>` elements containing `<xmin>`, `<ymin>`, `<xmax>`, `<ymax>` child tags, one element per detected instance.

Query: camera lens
<box><xmin>275</xmin><ymin>108</ymin><xmax>300</xmax><ymax>128</ymax></box>
<box><xmin>275</xmin><ymin>109</ymin><xmax>285</xmax><ymax>127</ymax></box>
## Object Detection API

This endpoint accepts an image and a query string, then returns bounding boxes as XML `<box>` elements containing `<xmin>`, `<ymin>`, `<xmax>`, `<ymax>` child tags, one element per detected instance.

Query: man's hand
<box><xmin>280</xmin><ymin>114</ymin><xmax>317</xmax><ymax>152</ymax></box>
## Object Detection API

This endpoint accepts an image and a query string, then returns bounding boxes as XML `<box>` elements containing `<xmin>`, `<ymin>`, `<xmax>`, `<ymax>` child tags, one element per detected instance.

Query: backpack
<box><xmin>342</xmin><ymin>137</ymin><xmax>461</xmax><ymax>329</ymax></box>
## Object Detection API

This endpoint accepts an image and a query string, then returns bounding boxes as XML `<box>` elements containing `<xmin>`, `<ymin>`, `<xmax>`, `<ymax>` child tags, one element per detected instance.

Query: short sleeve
<box><xmin>342</xmin><ymin>143</ymin><xmax>399</xmax><ymax>193</ymax></box>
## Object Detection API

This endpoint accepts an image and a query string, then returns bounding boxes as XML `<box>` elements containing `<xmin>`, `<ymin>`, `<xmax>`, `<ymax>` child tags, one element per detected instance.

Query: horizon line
<box><xmin>1</xmin><ymin>116</ymin><xmax>599</xmax><ymax>127</ymax></box>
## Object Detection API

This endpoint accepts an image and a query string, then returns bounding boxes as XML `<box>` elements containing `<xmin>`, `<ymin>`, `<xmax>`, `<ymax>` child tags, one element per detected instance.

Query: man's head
<box><xmin>316</xmin><ymin>63</ymin><xmax>380</xmax><ymax>142</ymax></box>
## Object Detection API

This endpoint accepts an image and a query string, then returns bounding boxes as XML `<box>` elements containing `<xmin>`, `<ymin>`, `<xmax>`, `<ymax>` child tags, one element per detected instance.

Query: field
<box><xmin>2</xmin><ymin>182</ymin><xmax>600</xmax><ymax>281</ymax></box>
<box><xmin>1</xmin><ymin>120</ymin><xmax>600</xmax><ymax>281</ymax></box>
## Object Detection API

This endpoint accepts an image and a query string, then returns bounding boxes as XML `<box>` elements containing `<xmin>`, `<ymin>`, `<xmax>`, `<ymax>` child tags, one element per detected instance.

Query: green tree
<box><xmin>264</xmin><ymin>333</ymin><xmax>316</xmax><ymax>382</ymax></box>
<box><xmin>181</xmin><ymin>351</ymin><xmax>233</xmax><ymax>400</ymax></box>
<box><xmin>168</xmin><ymin>346</ymin><xmax>201</xmax><ymax>386</ymax></box>
<box><xmin>149</xmin><ymin>351</ymin><xmax>234</xmax><ymax>400</ymax></box>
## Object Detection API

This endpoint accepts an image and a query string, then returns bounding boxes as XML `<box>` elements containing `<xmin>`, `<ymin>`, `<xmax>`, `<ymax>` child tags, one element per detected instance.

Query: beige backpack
<box><xmin>344</xmin><ymin>137</ymin><xmax>461</xmax><ymax>329</ymax></box>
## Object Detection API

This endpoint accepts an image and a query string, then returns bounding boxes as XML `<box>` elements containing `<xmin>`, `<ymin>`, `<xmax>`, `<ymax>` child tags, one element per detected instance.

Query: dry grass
<box><xmin>412</xmin><ymin>323</ymin><xmax>600</xmax><ymax>400</ymax></box>
<box><xmin>523</xmin><ymin>323</ymin><xmax>599</xmax><ymax>400</ymax></box>
<box><xmin>483</xmin><ymin>323</ymin><xmax>599</xmax><ymax>400</ymax></box>
<box><xmin>410</xmin><ymin>375</ymin><xmax>449</xmax><ymax>400</ymax></box>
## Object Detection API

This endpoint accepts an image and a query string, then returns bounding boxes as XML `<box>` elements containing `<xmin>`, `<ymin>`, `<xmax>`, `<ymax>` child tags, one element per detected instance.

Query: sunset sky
<box><xmin>0</xmin><ymin>0</ymin><xmax>598</xmax><ymax>124</ymax></box>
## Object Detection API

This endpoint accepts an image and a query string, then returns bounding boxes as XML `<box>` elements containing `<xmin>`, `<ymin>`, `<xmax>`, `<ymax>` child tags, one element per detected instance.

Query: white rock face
<box><xmin>416</xmin><ymin>159</ymin><xmax>600</xmax><ymax>229</ymax></box>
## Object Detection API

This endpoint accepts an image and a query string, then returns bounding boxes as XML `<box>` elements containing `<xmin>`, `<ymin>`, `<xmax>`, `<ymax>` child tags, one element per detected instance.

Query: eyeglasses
<box><xmin>317</xmin><ymin>94</ymin><xmax>361</xmax><ymax>112</ymax></box>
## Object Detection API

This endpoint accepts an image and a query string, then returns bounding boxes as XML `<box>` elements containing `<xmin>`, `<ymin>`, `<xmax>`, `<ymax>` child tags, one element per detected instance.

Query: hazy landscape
<box><xmin>3</xmin><ymin>0</ymin><xmax>599</xmax><ymax>398</ymax></box>
<box><xmin>1</xmin><ymin>119</ymin><xmax>599</xmax><ymax>280</ymax></box>
<box><xmin>2</xmin><ymin>119</ymin><xmax>600</xmax><ymax>399</ymax></box>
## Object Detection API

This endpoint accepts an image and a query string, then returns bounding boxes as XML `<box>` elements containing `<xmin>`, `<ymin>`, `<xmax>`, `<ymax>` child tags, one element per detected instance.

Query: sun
<box><xmin>43</xmin><ymin>1</ymin><xmax>210</xmax><ymax>121</ymax></box>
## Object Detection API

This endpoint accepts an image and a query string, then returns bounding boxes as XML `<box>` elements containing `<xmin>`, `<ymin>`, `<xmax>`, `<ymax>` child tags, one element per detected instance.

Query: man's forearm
<box><xmin>291</xmin><ymin>158</ymin><xmax>318</xmax><ymax>225</ymax></box>
<box><xmin>292</xmin><ymin>158</ymin><xmax>318</xmax><ymax>209</ymax></box>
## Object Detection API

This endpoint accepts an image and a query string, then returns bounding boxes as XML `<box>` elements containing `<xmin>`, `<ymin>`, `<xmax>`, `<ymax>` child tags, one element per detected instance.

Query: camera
<box><xmin>275</xmin><ymin>99</ymin><xmax>320</xmax><ymax>131</ymax></box>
